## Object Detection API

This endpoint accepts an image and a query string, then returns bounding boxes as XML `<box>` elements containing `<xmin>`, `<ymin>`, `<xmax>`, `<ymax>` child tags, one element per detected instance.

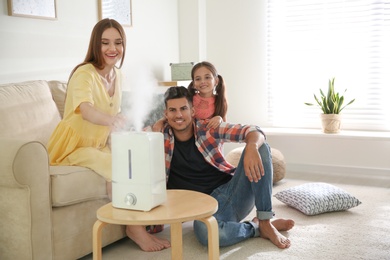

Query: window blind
<box><xmin>266</xmin><ymin>0</ymin><xmax>390</xmax><ymax>131</ymax></box>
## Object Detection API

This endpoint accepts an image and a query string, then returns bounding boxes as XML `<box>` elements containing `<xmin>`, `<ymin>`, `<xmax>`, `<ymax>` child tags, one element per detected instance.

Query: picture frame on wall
<box><xmin>7</xmin><ymin>0</ymin><xmax>57</xmax><ymax>20</ymax></box>
<box><xmin>99</xmin><ymin>0</ymin><xmax>132</xmax><ymax>27</ymax></box>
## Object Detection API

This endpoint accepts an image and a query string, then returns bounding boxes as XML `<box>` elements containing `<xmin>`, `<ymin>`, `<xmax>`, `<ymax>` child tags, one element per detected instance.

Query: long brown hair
<box><xmin>188</xmin><ymin>61</ymin><xmax>228</xmax><ymax>119</ymax></box>
<box><xmin>68</xmin><ymin>18</ymin><xmax>126</xmax><ymax>81</ymax></box>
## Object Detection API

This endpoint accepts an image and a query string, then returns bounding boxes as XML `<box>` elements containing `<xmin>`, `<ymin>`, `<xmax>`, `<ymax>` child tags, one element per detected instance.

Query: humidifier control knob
<box><xmin>124</xmin><ymin>193</ymin><xmax>137</xmax><ymax>206</ymax></box>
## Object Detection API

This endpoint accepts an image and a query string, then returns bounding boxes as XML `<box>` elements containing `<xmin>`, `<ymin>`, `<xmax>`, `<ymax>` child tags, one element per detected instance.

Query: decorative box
<box><xmin>170</xmin><ymin>62</ymin><xmax>194</xmax><ymax>81</ymax></box>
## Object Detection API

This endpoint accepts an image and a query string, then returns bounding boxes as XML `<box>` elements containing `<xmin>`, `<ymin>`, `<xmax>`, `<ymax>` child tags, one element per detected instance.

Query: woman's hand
<box><xmin>110</xmin><ymin>114</ymin><xmax>126</xmax><ymax>131</ymax></box>
<box><xmin>79</xmin><ymin>102</ymin><xmax>126</xmax><ymax>131</ymax></box>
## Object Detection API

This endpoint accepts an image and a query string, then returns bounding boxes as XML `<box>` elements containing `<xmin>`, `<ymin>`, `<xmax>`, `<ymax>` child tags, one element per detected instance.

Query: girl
<box><xmin>152</xmin><ymin>61</ymin><xmax>228</xmax><ymax>130</ymax></box>
<box><xmin>188</xmin><ymin>61</ymin><xmax>228</xmax><ymax>127</ymax></box>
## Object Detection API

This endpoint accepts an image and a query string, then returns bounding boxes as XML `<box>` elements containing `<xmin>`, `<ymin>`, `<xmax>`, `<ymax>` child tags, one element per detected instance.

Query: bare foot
<box><xmin>126</xmin><ymin>225</ymin><xmax>171</xmax><ymax>252</ymax></box>
<box><xmin>252</xmin><ymin>217</ymin><xmax>294</xmax><ymax>232</ymax></box>
<box><xmin>271</xmin><ymin>218</ymin><xmax>295</xmax><ymax>232</ymax></box>
<box><xmin>252</xmin><ymin>217</ymin><xmax>291</xmax><ymax>249</ymax></box>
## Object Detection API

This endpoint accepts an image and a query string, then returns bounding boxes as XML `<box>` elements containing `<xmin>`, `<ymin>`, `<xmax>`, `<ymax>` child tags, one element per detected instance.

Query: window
<box><xmin>266</xmin><ymin>0</ymin><xmax>390</xmax><ymax>131</ymax></box>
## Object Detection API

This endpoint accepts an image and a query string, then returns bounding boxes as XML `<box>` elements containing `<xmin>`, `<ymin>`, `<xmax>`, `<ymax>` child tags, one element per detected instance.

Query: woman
<box><xmin>48</xmin><ymin>18</ymin><xmax>126</xmax><ymax>181</ymax></box>
<box><xmin>48</xmin><ymin>19</ymin><xmax>171</xmax><ymax>252</ymax></box>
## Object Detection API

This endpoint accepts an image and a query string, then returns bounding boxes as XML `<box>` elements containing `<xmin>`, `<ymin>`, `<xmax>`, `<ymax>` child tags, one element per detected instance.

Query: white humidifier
<box><xmin>111</xmin><ymin>132</ymin><xmax>167</xmax><ymax>211</ymax></box>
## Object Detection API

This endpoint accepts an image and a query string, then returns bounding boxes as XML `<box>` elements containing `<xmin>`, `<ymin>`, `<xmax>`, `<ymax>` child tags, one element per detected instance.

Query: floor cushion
<box><xmin>225</xmin><ymin>146</ymin><xmax>286</xmax><ymax>183</ymax></box>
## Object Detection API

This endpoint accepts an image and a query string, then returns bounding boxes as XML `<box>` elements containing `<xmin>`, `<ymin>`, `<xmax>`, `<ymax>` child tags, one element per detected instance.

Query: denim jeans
<box><xmin>193</xmin><ymin>142</ymin><xmax>274</xmax><ymax>247</ymax></box>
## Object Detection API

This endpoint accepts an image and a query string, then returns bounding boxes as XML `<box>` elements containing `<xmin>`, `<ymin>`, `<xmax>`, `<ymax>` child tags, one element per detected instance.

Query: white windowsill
<box><xmin>262</xmin><ymin>127</ymin><xmax>390</xmax><ymax>141</ymax></box>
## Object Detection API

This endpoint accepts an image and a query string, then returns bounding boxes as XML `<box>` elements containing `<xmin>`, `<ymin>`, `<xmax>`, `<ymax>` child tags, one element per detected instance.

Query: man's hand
<box><xmin>243</xmin><ymin>143</ymin><xmax>264</xmax><ymax>182</ymax></box>
<box><xmin>243</xmin><ymin>131</ymin><xmax>266</xmax><ymax>182</ymax></box>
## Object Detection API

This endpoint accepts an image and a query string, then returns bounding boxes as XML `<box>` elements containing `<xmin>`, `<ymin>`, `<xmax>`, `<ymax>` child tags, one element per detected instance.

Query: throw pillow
<box><xmin>274</xmin><ymin>182</ymin><xmax>362</xmax><ymax>215</ymax></box>
<box><xmin>48</xmin><ymin>80</ymin><xmax>67</xmax><ymax>118</ymax></box>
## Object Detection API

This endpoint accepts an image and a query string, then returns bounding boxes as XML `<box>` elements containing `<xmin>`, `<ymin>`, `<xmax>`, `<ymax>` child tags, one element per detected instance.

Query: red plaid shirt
<box><xmin>162</xmin><ymin>119</ymin><xmax>265</xmax><ymax>176</ymax></box>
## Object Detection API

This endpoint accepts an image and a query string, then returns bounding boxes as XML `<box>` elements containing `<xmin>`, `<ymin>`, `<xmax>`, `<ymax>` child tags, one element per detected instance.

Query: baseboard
<box><xmin>286</xmin><ymin>163</ymin><xmax>390</xmax><ymax>188</ymax></box>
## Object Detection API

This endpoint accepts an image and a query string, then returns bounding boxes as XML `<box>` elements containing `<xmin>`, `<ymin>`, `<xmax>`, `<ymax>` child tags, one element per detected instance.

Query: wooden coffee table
<box><xmin>93</xmin><ymin>189</ymin><xmax>219</xmax><ymax>260</ymax></box>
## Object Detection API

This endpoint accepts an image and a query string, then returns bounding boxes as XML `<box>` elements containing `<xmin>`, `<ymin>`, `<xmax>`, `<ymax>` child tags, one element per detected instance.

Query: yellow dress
<box><xmin>47</xmin><ymin>64</ymin><xmax>122</xmax><ymax>181</ymax></box>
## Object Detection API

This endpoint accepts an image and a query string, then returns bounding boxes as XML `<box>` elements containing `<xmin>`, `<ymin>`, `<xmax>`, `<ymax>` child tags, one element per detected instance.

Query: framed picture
<box><xmin>7</xmin><ymin>0</ymin><xmax>57</xmax><ymax>20</ymax></box>
<box><xmin>99</xmin><ymin>0</ymin><xmax>132</xmax><ymax>27</ymax></box>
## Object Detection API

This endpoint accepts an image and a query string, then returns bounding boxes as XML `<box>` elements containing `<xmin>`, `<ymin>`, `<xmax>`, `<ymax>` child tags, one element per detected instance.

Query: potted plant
<box><xmin>305</xmin><ymin>78</ymin><xmax>355</xmax><ymax>133</ymax></box>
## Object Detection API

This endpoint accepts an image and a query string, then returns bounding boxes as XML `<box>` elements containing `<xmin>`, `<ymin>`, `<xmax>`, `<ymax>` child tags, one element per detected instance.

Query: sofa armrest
<box><xmin>0</xmin><ymin>139</ymin><xmax>53</xmax><ymax>260</ymax></box>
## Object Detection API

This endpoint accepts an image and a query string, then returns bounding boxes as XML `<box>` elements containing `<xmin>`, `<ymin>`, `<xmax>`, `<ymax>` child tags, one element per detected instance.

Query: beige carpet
<box><xmin>80</xmin><ymin>179</ymin><xmax>390</xmax><ymax>260</ymax></box>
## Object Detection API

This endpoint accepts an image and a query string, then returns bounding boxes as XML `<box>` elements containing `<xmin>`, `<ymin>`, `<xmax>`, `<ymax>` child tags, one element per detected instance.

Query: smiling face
<box><xmin>164</xmin><ymin>97</ymin><xmax>195</xmax><ymax>141</ymax></box>
<box><xmin>100</xmin><ymin>27</ymin><xmax>123</xmax><ymax>68</ymax></box>
<box><xmin>193</xmin><ymin>66</ymin><xmax>219</xmax><ymax>98</ymax></box>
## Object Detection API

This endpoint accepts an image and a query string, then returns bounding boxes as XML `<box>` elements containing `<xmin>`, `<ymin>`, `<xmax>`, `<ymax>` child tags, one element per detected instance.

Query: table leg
<box><xmin>170</xmin><ymin>222</ymin><xmax>183</xmax><ymax>260</ymax></box>
<box><xmin>93</xmin><ymin>220</ymin><xmax>108</xmax><ymax>260</ymax></box>
<box><xmin>199</xmin><ymin>216</ymin><xmax>220</xmax><ymax>260</ymax></box>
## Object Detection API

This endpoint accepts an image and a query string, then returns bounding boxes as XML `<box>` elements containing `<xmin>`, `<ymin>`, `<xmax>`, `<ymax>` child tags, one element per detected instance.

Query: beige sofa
<box><xmin>0</xmin><ymin>80</ymin><xmax>125</xmax><ymax>260</ymax></box>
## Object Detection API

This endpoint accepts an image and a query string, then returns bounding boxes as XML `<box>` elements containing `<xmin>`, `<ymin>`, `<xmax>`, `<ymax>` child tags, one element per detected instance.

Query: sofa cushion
<box><xmin>0</xmin><ymin>80</ymin><xmax>61</xmax><ymax>145</ymax></box>
<box><xmin>48</xmin><ymin>80</ymin><xmax>67</xmax><ymax>118</ymax></box>
<box><xmin>50</xmin><ymin>166</ymin><xmax>108</xmax><ymax>207</ymax></box>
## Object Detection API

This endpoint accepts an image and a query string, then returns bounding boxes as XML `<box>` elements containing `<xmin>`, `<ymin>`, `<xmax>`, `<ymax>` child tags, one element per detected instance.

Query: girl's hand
<box><xmin>206</xmin><ymin>116</ymin><xmax>223</xmax><ymax>129</ymax></box>
<box><xmin>152</xmin><ymin>117</ymin><xmax>166</xmax><ymax>132</ymax></box>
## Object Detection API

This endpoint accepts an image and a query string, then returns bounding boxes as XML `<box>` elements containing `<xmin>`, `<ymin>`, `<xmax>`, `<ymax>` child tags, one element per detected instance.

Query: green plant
<box><xmin>305</xmin><ymin>78</ymin><xmax>355</xmax><ymax>114</ymax></box>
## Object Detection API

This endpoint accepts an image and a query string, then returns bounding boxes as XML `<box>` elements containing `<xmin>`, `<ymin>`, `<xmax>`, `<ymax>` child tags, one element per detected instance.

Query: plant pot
<box><xmin>320</xmin><ymin>114</ymin><xmax>341</xmax><ymax>133</ymax></box>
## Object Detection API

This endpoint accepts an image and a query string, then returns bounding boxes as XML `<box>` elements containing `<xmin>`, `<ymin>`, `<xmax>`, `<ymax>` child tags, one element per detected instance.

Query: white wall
<box><xmin>178</xmin><ymin>0</ymin><xmax>390</xmax><ymax>187</ymax></box>
<box><xmin>1</xmin><ymin>0</ymin><xmax>389</xmax><ymax>186</ymax></box>
<box><xmin>0</xmin><ymin>0</ymin><xmax>180</xmax><ymax>87</ymax></box>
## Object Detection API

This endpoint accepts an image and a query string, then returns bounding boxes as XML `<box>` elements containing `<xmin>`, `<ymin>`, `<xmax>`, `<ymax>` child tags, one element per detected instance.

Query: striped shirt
<box><xmin>162</xmin><ymin>119</ymin><xmax>265</xmax><ymax>176</ymax></box>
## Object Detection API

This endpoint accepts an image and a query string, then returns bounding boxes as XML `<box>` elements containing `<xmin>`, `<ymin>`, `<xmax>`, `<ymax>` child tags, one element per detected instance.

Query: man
<box><xmin>127</xmin><ymin>86</ymin><xmax>294</xmax><ymax>251</ymax></box>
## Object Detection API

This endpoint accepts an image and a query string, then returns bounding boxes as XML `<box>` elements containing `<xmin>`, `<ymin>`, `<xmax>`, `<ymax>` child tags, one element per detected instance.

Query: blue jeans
<box><xmin>193</xmin><ymin>142</ymin><xmax>274</xmax><ymax>247</ymax></box>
